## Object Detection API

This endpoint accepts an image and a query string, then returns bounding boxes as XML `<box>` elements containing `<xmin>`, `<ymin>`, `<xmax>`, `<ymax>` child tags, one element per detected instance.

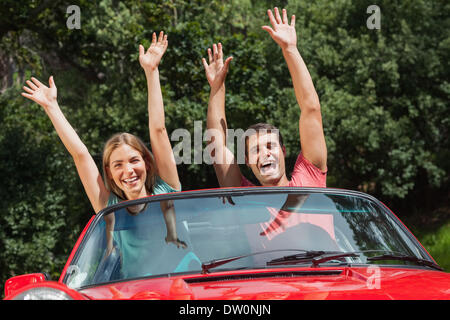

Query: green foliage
<box><xmin>0</xmin><ymin>89</ymin><xmax>90</xmax><ymax>287</ymax></box>
<box><xmin>0</xmin><ymin>0</ymin><xmax>449</xmax><ymax>293</ymax></box>
<box><xmin>419</xmin><ymin>222</ymin><xmax>450</xmax><ymax>272</ymax></box>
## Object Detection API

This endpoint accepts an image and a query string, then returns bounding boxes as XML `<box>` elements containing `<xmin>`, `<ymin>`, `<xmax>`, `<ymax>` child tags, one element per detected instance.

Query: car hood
<box><xmin>79</xmin><ymin>266</ymin><xmax>450</xmax><ymax>300</ymax></box>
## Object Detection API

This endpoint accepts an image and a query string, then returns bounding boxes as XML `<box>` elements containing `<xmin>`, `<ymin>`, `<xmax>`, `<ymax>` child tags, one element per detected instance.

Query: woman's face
<box><xmin>108</xmin><ymin>144</ymin><xmax>149</xmax><ymax>200</ymax></box>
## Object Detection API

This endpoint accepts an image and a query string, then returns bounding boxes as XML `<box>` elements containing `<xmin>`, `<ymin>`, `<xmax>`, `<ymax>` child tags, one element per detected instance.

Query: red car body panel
<box><xmin>4</xmin><ymin>281</ymin><xmax>88</xmax><ymax>300</ymax></box>
<box><xmin>76</xmin><ymin>267</ymin><xmax>450</xmax><ymax>300</ymax></box>
<box><xmin>4</xmin><ymin>273</ymin><xmax>48</xmax><ymax>298</ymax></box>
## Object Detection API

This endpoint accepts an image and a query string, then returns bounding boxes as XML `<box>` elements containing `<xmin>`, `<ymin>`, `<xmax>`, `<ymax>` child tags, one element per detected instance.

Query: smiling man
<box><xmin>202</xmin><ymin>7</ymin><xmax>327</xmax><ymax>188</ymax></box>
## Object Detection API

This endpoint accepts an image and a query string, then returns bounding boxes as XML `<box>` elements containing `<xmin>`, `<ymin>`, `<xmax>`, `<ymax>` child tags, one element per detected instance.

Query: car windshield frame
<box><xmin>62</xmin><ymin>187</ymin><xmax>436</xmax><ymax>289</ymax></box>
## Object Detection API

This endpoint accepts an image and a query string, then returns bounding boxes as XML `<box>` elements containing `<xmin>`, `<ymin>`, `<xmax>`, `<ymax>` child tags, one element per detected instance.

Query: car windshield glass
<box><xmin>64</xmin><ymin>189</ymin><xmax>431</xmax><ymax>289</ymax></box>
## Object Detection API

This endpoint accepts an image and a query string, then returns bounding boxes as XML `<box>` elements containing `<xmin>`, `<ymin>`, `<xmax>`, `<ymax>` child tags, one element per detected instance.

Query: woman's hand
<box><xmin>202</xmin><ymin>43</ymin><xmax>233</xmax><ymax>91</ymax></box>
<box><xmin>21</xmin><ymin>76</ymin><xmax>58</xmax><ymax>108</ymax></box>
<box><xmin>139</xmin><ymin>31</ymin><xmax>168</xmax><ymax>72</ymax></box>
<box><xmin>262</xmin><ymin>7</ymin><xmax>297</xmax><ymax>51</ymax></box>
<box><xmin>165</xmin><ymin>235</ymin><xmax>188</xmax><ymax>249</ymax></box>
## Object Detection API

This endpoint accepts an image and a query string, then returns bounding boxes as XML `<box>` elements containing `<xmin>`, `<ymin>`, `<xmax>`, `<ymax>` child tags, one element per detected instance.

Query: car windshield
<box><xmin>64</xmin><ymin>188</ymin><xmax>432</xmax><ymax>289</ymax></box>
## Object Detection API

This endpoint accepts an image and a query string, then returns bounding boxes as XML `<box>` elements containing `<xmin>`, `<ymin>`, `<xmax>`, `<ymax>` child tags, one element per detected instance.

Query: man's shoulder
<box><xmin>290</xmin><ymin>152</ymin><xmax>327</xmax><ymax>188</ymax></box>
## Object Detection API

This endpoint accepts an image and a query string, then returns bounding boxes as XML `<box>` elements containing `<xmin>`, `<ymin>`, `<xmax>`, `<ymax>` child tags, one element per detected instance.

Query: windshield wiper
<box><xmin>267</xmin><ymin>251</ymin><xmax>359</xmax><ymax>267</ymax></box>
<box><xmin>201</xmin><ymin>249</ymin><xmax>311</xmax><ymax>274</ymax></box>
<box><xmin>366</xmin><ymin>254</ymin><xmax>443</xmax><ymax>271</ymax></box>
<box><xmin>201</xmin><ymin>250</ymin><xmax>442</xmax><ymax>274</ymax></box>
<box><xmin>269</xmin><ymin>250</ymin><xmax>443</xmax><ymax>270</ymax></box>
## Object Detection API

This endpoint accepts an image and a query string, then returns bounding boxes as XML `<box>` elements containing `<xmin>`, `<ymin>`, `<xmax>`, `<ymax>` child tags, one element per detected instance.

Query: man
<box><xmin>202</xmin><ymin>7</ymin><xmax>327</xmax><ymax>188</ymax></box>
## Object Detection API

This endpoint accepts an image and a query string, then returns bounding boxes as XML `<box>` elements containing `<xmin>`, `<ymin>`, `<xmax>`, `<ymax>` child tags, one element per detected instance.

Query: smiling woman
<box><xmin>19</xmin><ymin>31</ymin><xmax>190</xmax><ymax>258</ymax></box>
<box><xmin>102</xmin><ymin>133</ymin><xmax>157</xmax><ymax>201</ymax></box>
<box><xmin>20</xmin><ymin>31</ymin><xmax>179</xmax><ymax>214</ymax></box>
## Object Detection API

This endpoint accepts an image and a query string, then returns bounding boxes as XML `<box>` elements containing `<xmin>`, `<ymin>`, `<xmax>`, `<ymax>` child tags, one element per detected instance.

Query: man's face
<box><xmin>246</xmin><ymin>132</ymin><xmax>286</xmax><ymax>186</ymax></box>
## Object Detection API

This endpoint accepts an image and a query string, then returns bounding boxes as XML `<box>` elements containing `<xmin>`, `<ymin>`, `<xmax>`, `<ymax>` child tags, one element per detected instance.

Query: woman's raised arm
<box><xmin>22</xmin><ymin>76</ymin><xmax>110</xmax><ymax>213</ymax></box>
<box><xmin>139</xmin><ymin>31</ymin><xmax>180</xmax><ymax>191</ymax></box>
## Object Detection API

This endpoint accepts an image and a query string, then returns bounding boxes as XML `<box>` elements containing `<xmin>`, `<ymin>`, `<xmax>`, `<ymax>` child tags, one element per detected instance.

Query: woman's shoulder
<box><xmin>107</xmin><ymin>192</ymin><xmax>122</xmax><ymax>206</ymax></box>
<box><xmin>153</xmin><ymin>176</ymin><xmax>181</xmax><ymax>195</ymax></box>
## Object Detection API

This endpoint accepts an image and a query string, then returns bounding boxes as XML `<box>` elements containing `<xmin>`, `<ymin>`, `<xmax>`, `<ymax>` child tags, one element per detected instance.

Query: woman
<box><xmin>21</xmin><ymin>31</ymin><xmax>185</xmax><ymax>248</ymax></box>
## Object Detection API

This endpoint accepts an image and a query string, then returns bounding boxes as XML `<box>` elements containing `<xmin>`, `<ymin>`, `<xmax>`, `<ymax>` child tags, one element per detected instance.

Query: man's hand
<box><xmin>139</xmin><ymin>31</ymin><xmax>168</xmax><ymax>72</ymax></box>
<box><xmin>21</xmin><ymin>76</ymin><xmax>58</xmax><ymax>108</ymax></box>
<box><xmin>202</xmin><ymin>43</ymin><xmax>233</xmax><ymax>91</ymax></box>
<box><xmin>262</xmin><ymin>7</ymin><xmax>297</xmax><ymax>50</ymax></box>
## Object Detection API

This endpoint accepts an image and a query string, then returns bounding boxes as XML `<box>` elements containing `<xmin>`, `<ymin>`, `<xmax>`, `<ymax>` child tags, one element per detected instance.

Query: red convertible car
<box><xmin>4</xmin><ymin>187</ymin><xmax>450</xmax><ymax>300</ymax></box>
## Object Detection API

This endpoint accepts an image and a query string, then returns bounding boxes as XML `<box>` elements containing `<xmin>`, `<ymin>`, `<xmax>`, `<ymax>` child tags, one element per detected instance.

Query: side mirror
<box><xmin>4</xmin><ymin>273</ymin><xmax>50</xmax><ymax>298</ymax></box>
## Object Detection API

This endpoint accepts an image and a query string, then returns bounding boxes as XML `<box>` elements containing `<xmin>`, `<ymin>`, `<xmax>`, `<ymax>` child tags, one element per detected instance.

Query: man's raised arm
<box><xmin>202</xmin><ymin>43</ymin><xmax>242</xmax><ymax>187</ymax></box>
<box><xmin>263</xmin><ymin>8</ymin><xmax>327</xmax><ymax>172</ymax></box>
